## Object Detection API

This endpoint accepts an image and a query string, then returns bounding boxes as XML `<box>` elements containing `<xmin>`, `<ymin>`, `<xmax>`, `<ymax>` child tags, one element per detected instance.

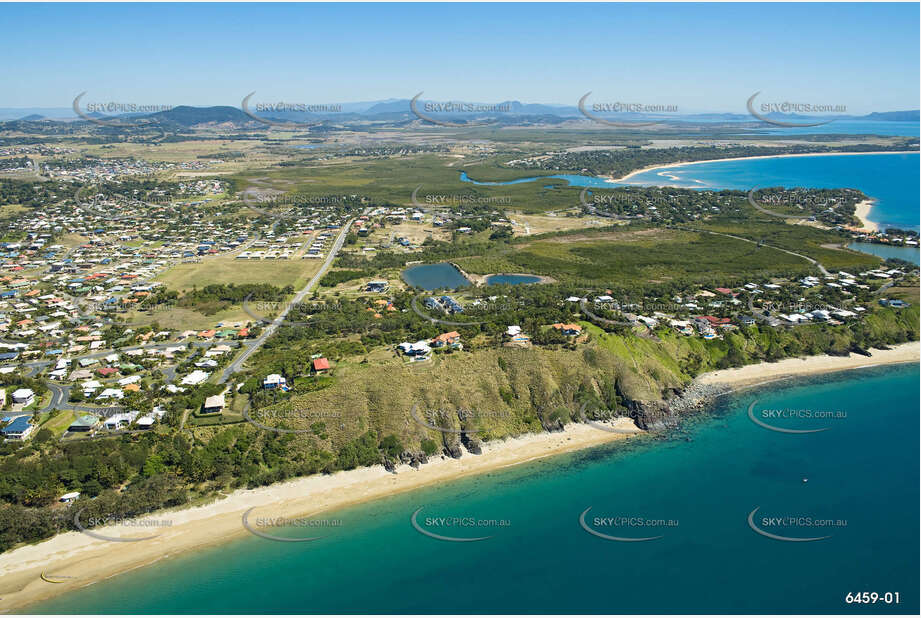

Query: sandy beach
<box><xmin>0</xmin><ymin>420</ymin><xmax>639</xmax><ymax>612</ymax></box>
<box><xmin>610</xmin><ymin>150</ymin><xmax>919</xmax><ymax>183</ymax></box>
<box><xmin>853</xmin><ymin>199</ymin><xmax>880</xmax><ymax>232</ymax></box>
<box><xmin>2</xmin><ymin>343</ymin><xmax>918</xmax><ymax>611</ymax></box>
<box><xmin>696</xmin><ymin>341</ymin><xmax>919</xmax><ymax>390</ymax></box>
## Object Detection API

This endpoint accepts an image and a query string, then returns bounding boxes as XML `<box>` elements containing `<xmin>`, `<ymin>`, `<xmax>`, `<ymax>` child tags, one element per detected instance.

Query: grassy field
<box><xmin>124</xmin><ymin>303</ymin><xmax>257</xmax><ymax>330</ymax></box>
<box><xmin>157</xmin><ymin>254</ymin><xmax>323</xmax><ymax>291</ymax></box>
<box><xmin>39</xmin><ymin>410</ymin><xmax>75</xmax><ymax>438</ymax></box>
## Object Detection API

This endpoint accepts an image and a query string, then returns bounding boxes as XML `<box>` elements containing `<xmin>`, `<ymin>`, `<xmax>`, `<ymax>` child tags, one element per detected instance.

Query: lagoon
<box><xmin>401</xmin><ymin>262</ymin><xmax>470</xmax><ymax>291</ymax></box>
<box><xmin>461</xmin><ymin>152</ymin><xmax>921</xmax><ymax>232</ymax></box>
<box><xmin>847</xmin><ymin>241</ymin><xmax>920</xmax><ymax>265</ymax></box>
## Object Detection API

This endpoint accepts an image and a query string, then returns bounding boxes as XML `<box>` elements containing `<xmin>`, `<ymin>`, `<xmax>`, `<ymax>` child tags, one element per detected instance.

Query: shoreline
<box><xmin>853</xmin><ymin>198</ymin><xmax>880</xmax><ymax>232</ymax></box>
<box><xmin>610</xmin><ymin>150</ymin><xmax>920</xmax><ymax>183</ymax></box>
<box><xmin>0</xmin><ymin>420</ymin><xmax>640</xmax><ymax>612</ymax></box>
<box><xmin>3</xmin><ymin>342</ymin><xmax>919</xmax><ymax>611</ymax></box>
<box><xmin>695</xmin><ymin>341</ymin><xmax>919</xmax><ymax>391</ymax></box>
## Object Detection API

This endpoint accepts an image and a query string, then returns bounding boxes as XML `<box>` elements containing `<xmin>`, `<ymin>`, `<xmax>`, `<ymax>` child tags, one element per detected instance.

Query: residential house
<box><xmin>181</xmin><ymin>370</ymin><xmax>210</xmax><ymax>386</ymax></box>
<box><xmin>203</xmin><ymin>394</ymin><xmax>225</xmax><ymax>415</ymax></box>
<box><xmin>263</xmin><ymin>374</ymin><xmax>286</xmax><ymax>389</ymax></box>
<box><xmin>68</xmin><ymin>414</ymin><xmax>100</xmax><ymax>432</ymax></box>
<box><xmin>397</xmin><ymin>340</ymin><xmax>432</xmax><ymax>359</ymax></box>
<box><xmin>551</xmin><ymin>323</ymin><xmax>582</xmax><ymax>336</ymax></box>
<box><xmin>11</xmin><ymin>388</ymin><xmax>34</xmax><ymax>407</ymax></box>
<box><xmin>432</xmin><ymin>331</ymin><xmax>462</xmax><ymax>349</ymax></box>
<box><xmin>2</xmin><ymin>415</ymin><xmax>34</xmax><ymax>440</ymax></box>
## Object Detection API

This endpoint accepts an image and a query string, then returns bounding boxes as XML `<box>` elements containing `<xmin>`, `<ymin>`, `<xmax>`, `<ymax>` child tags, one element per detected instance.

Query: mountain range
<box><xmin>0</xmin><ymin>101</ymin><xmax>917</xmax><ymax>127</ymax></box>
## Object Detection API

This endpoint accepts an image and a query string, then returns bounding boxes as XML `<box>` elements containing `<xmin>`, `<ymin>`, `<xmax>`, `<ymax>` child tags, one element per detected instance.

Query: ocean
<box><xmin>24</xmin><ymin>363</ymin><xmax>920</xmax><ymax>614</ymax></box>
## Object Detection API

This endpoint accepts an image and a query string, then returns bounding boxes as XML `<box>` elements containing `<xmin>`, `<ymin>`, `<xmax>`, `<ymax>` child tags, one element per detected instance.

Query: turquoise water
<box><xmin>485</xmin><ymin>274</ymin><xmax>541</xmax><ymax>285</ymax></box>
<box><xmin>847</xmin><ymin>242</ymin><xmax>920</xmax><ymax>265</ymax></box>
<box><xmin>401</xmin><ymin>262</ymin><xmax>470</xmax><ymax>290</ymax></box>
<box><xmin>25</xmin><ymin>364</ymin><xmax>920</xmax><ymax>614</ymax></box>
<box><xmin>623</xmin><ymin>153</ymin><xmax>920</xmax><ymax>232</ymax></box>
<box><xmin>461</xmin><ymin>153</ymin><xmax>920</xmax><ymax>232</ymax></box>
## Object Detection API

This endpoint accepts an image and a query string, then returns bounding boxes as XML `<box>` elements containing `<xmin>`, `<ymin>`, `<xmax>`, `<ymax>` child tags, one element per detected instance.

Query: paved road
<box><xmin>219</xmin><ymin>218</ymin><xmax>356</xmax><ymax>384</ymax></box>
<box><xmin>39</xmin><ymin>383</ymin><xmax>70</xmax><ymax>412</ymax></box>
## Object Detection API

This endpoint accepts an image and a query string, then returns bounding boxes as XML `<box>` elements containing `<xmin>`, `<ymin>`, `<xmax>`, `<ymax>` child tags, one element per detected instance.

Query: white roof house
<box><xmin>96</xmin><ymin>388</ymin><xmax>124</xmax><ymax>400</ymax></box>
<box><xmin>204</xmin><ymin>394</ymin><xmax>226</xmax><ymax>411</ymax></box>
<box><xmin>263</xmin><ymin>374</ymin><xmax>286</xmax><ymax>387</ymax></box>
<box><xmin>181</xmin><ymin>370</ymin><xmax>210</xmax><ymax>386</ymax></box>
<box><xmin>11</xmin><ymin>388</ymin><xmax>34</xmax><ymax>404</ymax></box>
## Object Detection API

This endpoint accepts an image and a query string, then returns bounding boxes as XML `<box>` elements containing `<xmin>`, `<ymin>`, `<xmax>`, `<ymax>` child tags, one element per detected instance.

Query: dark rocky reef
<box><xmin>628</xmin><ymin>382</ymin><xmax>730</xmax><ymax>431</ymax></box>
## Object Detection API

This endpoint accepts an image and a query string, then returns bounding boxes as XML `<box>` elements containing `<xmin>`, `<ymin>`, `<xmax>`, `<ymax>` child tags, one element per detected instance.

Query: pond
<box><xmin>847</xmin><ymin>241</ymin><xmax>919</xmax><ymax>265</ymax></box>
<box><xmin>401</xmin><ymin>262</ymin><xmax>471</xmax><ymax>290</ymax></box>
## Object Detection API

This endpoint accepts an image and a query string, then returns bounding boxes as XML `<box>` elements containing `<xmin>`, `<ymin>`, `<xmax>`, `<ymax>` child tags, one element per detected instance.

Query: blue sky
<box><xmin>0</xmin><ymin>2</ymin><xmax>918</xmax><ymax>113</ymax></box>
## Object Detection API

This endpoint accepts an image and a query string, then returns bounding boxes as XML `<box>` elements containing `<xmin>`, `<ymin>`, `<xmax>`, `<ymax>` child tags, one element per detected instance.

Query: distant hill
<box><xmin>860</xmin><ymin>110</ymin><xmax>919</xmax><ymax>122</ymax></box>
<box><xmin>366</xmin><ymin>98</ymin><xmax>580</xmax><ymax>118</ymax></box>
<box><xmin>145</xmin><ymin>105</ymin><xmax>253</xmax><ymax>127</ymax></box>
<box><xmin>366</xmin><ymin>100</ymin><xmax>412</xmax><ymax>115</ymax></box>
<box><xmin>0</xmin><ymin>101</ymin><xmax>916</xmax><ymax>128</ymax></box>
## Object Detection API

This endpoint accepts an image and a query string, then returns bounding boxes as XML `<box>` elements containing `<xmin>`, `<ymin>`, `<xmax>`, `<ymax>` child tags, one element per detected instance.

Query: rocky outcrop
<box><xmin>459</xmin><ymin>431</ymin><xmax>482</xmax><ymax>454</ymax></box>
<box><xmin>441</xmin><ymin>434</ymin><xmax>463</xmax><ymax>459</ymax></box>
<box><xmin>628</xmin><ymin>382</ymin><xmax>729</xmax><ymax>431</ymax></box>
<box><xmin>399</xmin><ymin>450</ymin><xmax>429</xmax><ymax>469</ymax></box>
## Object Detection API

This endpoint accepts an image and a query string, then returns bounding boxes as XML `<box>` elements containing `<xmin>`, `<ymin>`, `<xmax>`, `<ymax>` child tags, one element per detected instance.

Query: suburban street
<box><xmin>219</xmin><ymin>217</ymin><xmax>356</xmax><ymax>383</ymax></box>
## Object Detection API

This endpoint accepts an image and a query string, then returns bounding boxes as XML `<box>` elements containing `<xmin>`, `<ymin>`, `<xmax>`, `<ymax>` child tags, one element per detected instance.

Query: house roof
<box><xmin>70</xmin><ymin>414</ymin><xmax>100</xmax><ymax>427</ymax></box>
<box><xmin>2</xmin><ymin>416</ymin><xmax>32</xmax><ymax>433</ymax></box>
<box><xmin>204</xmin><ymin>394</ymin><xmax>225</xmax><ymax>409</ymax></box>
<box><xmin>551</xmin><ymin>323</ymin><xmax>582</xmax><ymax>332</ymax></box>
<box><xmin>313</xmin><ymin>358</ymin><xmax>330</xmax><ymax>371</ymax></box>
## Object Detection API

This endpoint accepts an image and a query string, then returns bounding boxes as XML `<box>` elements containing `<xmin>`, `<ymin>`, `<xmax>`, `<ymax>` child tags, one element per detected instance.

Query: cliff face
<box><xmin>627</xmin><ymin>399</ymin><xmax>673</xmax><ymax>431</ymax></box>
<box><xmin>261</xmin><ymin>329</ymin><xmax>696</xmax><ymax>458</ymax></box>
